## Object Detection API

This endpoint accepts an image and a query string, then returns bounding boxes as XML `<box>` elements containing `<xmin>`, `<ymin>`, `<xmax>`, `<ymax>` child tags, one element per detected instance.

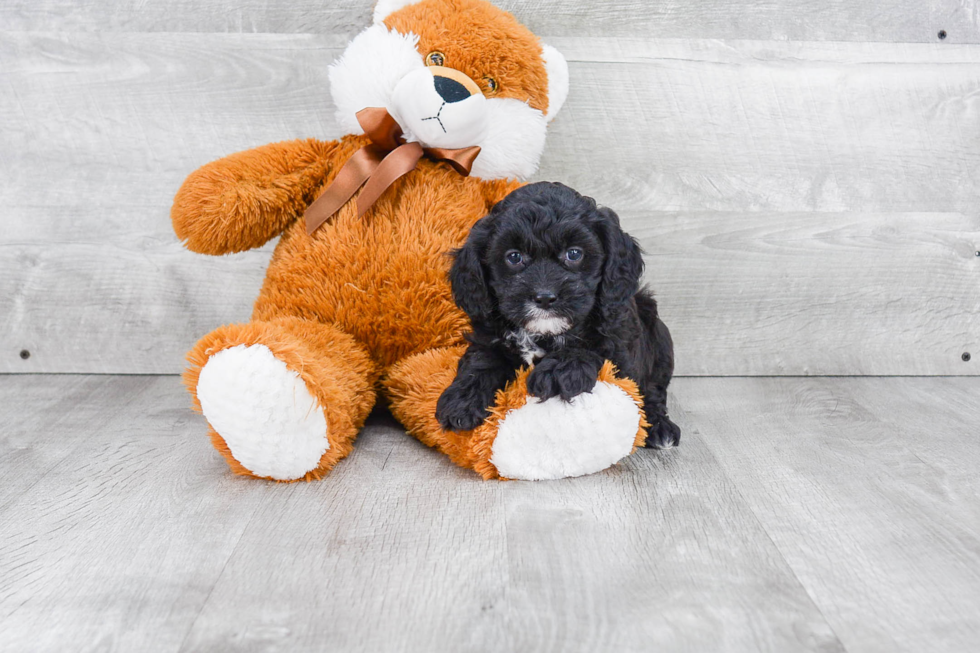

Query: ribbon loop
<box><xmin>304</xmin><ymin>146</ymin><xmax>384</xmax><ymax>234</ymax></box>
<box><xmin>426</xmin><ymin>145</ymin><xmax>482</xmax><ymax>176</ymax></box>
<box><xmin>357</xmin><ymin>107</ymin><xmax>403</xmax><ymax>151</ymax></box>
<box><xmin>356</xmin><ymin>142</ymin><xmax>424</xmax><ymax>217</ymax></box>
<box><xmin>304</xmin><ymin>107</ymin><xmax>481</xmax><ymax>235</ymax></box>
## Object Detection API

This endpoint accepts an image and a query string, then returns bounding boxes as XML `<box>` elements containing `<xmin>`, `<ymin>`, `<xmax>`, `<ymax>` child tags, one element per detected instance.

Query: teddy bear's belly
<box><xmin>252</xmin><ymin>191</ymin><xmax>482</xmax><ymax>368</ymax></box>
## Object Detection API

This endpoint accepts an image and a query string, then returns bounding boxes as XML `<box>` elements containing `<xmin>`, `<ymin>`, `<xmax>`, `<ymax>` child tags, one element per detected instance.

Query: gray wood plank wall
<box><xmin>3</xmin><ymin>0</ymin><xmax>979</xmax><ymax>42</ymax></box>
<box><xmin>1</xmin><ymin>2</ymin><xmax>978</xmax><ymax>374</ymax></box>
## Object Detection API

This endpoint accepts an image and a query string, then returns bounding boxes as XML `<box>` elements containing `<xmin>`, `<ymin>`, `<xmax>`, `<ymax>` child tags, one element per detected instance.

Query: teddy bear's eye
<box><xmin>425</xmin><ymin>51</ymin><xmax>445</xmax><ymax>67</ymax></box>
<box><xmin>483</xmin><ymin>77</ymin><xmax>499</xmax><ymax>94</ymax></box>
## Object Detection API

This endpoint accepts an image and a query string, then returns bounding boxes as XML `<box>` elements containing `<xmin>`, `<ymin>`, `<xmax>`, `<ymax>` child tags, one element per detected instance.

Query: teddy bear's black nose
<box><xmin>434</xmin><ymin>75</ymin><xmax>472</xmax><ymax>103</ymax></box>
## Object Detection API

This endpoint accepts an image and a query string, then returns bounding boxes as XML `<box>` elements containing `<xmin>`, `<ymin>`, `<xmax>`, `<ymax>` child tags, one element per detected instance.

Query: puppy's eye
<box><xmin>563</xmin><ymin>248</ymin><xmax>584</xmax><ymax>264</ymax></box>
<box><xmin>425</xmin><ymin>51</ymin><xmax>445</xmax><ymax>66</ymax></box>
<box><xmin>505</xmin><ymin>250</ymin><xmax>524</xmax><ymax>268</ymax></box>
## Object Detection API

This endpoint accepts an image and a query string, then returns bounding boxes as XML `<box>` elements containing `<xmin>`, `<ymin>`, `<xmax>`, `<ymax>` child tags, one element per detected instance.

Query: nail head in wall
<box><xmin>19</xmin><ymin>349</ymin><xmax>30</xmax><ymax>360</ymax></box>
<box><xmin>938</xmin><ymin>30</ymin><xmax>947</xmax><ymax>40</ymax></box>
<box><xmin>963</xmin><ymin>352</ymin><xmax>972</xmax><ymax>362</ymax></box>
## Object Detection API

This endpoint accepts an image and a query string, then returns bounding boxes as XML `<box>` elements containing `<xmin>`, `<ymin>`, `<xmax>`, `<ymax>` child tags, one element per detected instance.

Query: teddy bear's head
<box><xmin>328</xmin><ymin>0</ymin><xmax>569</xmax><ymax>181</ymax></box>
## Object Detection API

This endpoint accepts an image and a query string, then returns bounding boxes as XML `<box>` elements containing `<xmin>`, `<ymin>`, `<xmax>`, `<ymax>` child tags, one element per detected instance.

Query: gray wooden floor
<box><xmin>1</xmin><ymin>375</ymin><xmax>978</xmax><ymax>652</ymax></box>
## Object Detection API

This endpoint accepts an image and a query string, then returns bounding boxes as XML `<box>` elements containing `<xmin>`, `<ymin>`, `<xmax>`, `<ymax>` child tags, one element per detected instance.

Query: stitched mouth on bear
<box><xmin>389</xmin><ymin>66</ymin><xmax>489</xmax><ymax>149</ymax></box>
<box><xmin>421</xmin><ymin>102</ymin><xmax>447</xmax><ymax>133</ymax></box>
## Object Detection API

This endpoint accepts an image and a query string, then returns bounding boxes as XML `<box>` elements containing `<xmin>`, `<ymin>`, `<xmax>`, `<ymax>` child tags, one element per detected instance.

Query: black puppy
<box><xmin>435</xmin><ymin>182</ymin><xmax>681</xmax><ymax>449</ymax></box>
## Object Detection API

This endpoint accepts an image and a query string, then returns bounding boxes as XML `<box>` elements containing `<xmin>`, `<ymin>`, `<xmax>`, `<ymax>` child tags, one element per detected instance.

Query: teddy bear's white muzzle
<box><xmin>389</xmin><ymin>67</ymin><xmax>489</xmax><ymax>149</ymax></box>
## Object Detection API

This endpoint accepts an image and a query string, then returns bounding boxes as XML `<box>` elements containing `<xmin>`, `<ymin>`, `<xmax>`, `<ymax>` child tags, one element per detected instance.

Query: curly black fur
<box><xmin>435</xmin><ymin>182</ymin><xmax>681</xmax><ymax>448</ymax></box>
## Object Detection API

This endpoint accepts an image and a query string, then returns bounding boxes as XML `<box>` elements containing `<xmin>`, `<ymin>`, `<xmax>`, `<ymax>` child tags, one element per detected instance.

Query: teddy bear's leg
<box><xmin>184</xmin><ymin>317</ymin><xmax>379</xmax><ymax>481</ymax></box>
<box><xmin>384</xmin><ymin>347</ymin><xmax>648</xmax><ymax>481</ymax></box>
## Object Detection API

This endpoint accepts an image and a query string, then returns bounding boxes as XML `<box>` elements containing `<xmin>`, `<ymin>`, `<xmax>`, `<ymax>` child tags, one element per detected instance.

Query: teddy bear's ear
<box><xmin>541</xmin><ymin>44</ymin><xmax>569</xmax><ymax>122</ymax></box>
<box><xmin>373</xmin><ymin>0</ymin><xmax>423</xmax><ymax>24</ymax></box>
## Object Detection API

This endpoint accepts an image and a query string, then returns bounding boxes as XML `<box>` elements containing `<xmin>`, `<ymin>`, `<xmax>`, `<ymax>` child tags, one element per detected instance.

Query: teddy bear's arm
<box><xmin>171</xmin><ymin>138</ymin><xmax>341</xmax><ymax>255</ymax></box>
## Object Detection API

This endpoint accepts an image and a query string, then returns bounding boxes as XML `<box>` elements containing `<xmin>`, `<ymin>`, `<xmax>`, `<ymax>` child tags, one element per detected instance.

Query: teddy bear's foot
<box><xmin>385</xmin><ymin>347</ymin><xmax>647</xmax><ymax>480</ymax></box>
<box><xmin>488</xmin><ymin>380</ymin><xmax>643</xmax><ymax>480</ymax></box>
<box><xmin>185</xmin><ymin>318</ymin><xmax>379</xmax><ymax>481</ymax></box>
<box><xmin>197</xmin><ymin>344</ymin><xmax>329</xmax><ymax>481</ymax></box>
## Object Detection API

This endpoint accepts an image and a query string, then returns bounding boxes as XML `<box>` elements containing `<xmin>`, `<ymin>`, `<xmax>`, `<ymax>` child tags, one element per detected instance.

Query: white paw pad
<box><xmin>197</xmin><ymin>344</ymin><xmax>328</xmax><ymax>481</ymax></box>
<box><xmin>490</xmin><ymin>382</ymin><xmax>641</xmax><ymax>481</ymax></box>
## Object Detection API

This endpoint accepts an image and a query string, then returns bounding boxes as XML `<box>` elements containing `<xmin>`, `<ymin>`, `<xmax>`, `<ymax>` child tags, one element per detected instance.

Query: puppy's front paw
<box><xmin>527</xmin><ymin>355</ymin><xmax>600</xmax><ymax>402</ymax></box>
<box><xmin>526</xmin><ymin>357</ymin><xmax>561</xmax><ymax>400</ymax></box>
<box><xmin>645</xmin><ymin>417</ymin><xmax>681</xmax><ymax>449</ymax></box>
<box><xmin>436</xmin><ymin>382</ymin><xmax>493</xmax><ymax>432</ymax></box>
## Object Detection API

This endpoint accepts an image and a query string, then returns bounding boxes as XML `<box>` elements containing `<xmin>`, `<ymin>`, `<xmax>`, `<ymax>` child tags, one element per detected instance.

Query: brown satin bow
<box><xmin>304</xmin><ymin>107</ymin><xmax>481</xmax><ymax>235</ymax></box>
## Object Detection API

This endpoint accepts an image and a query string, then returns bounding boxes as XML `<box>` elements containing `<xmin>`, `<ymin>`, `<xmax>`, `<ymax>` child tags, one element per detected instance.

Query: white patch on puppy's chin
<box><xmin>524</xmin><ymin>306</ymin><xmax>571</xmax><ymax>335</ymax></box>
<box><xmin>526</xmin><ymin>316</ymin><xmax>571</xmax><ymax>335</ymax></box>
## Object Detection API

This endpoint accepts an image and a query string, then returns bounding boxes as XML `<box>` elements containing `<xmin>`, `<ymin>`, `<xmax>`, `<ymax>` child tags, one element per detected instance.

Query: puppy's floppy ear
<box><xmin>594</xmin><ymin>207</ymin><xmax>645</xmax><ymax>307</ymax></box>
<box><xmin>450</xmin><ymin>214</ymin><xmax>497</xmax><ymax>322</ymax></box>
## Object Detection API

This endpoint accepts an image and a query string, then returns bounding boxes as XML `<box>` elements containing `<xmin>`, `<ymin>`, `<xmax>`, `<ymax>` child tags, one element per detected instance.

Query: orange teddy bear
<box><xmin>172</xmin><ymin>0</ymin><xmax>648</xmax><ymax>482</ymax></box>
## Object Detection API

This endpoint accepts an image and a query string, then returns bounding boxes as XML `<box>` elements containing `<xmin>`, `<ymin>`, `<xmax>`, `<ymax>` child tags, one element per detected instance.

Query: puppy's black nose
<box><xmin>533</xmin><ymin>291</ymin><xmax>558</xmax><ymax>308</ymax></box>
<box><xmin>434</xmin><ymin>76</ymin><xmax>471</xmax><ymax>103</ymax></box>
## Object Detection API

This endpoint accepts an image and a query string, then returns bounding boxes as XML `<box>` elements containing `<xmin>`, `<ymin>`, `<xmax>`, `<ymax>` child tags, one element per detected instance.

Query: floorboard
<box><xmin>1</xmin><ymin>375</ymin><xmax>978</xmax><ymax>652</ymax></box>
<box><xmin>0</xmin><ymin>375</ymin><xmax>123</xmax><ymax>511</ymax></box>
<box><xmin>0</xmin><ymin>376</ymin><xmax>274</xmax><ymax>652</ymax></box>
<box><xmin>178</xmin><ymin>405</ymin><xmax>841</xmax><ymax>653</ymax></box>
<box><xmin>682</xmin><ymin>377</ymin><xmax>980</xmax><ymax>653</ymax></box>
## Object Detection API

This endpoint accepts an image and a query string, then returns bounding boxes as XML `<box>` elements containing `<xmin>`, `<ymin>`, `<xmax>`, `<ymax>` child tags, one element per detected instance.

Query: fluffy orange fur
<box><xmin>173</xmin><ymin>0</ymin><xmax>646</xmax><ymax>480</ymax></box>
